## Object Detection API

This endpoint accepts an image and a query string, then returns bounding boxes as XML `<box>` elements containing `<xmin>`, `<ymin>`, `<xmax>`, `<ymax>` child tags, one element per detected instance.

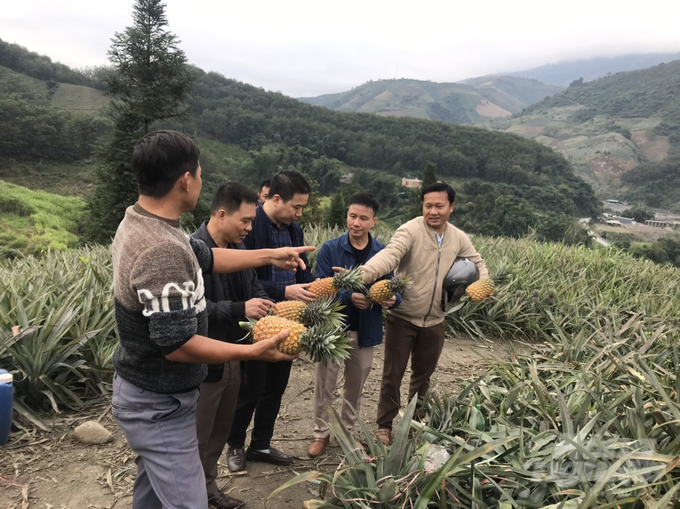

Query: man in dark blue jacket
<box><xmin>307</xmin><ymin>193</ymin><xmax>401</xmax><ymax>457</ymax></box>
<box><xmin>227</xmin><ymin>170</ymin><xmax>316</xmax><ymax>471</ymax></box>
<box><xmin>192</xmin><ymin>182</ymin><xmax>274</xmax><ymax>509</ymax></box>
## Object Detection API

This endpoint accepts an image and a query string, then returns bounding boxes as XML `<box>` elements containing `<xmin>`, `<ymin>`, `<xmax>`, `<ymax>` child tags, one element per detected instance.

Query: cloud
<box><xmin>2</xmin><ymin>0</ymin><xmax>680</xmax><ymax>97</ymax></box>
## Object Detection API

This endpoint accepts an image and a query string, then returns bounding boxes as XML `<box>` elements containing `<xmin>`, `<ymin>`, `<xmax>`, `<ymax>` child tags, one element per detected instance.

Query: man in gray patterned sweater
<box><xmin>111</xmin><ymin>130</ymin><xmax>313</xmax><ymax>509</ymax></box>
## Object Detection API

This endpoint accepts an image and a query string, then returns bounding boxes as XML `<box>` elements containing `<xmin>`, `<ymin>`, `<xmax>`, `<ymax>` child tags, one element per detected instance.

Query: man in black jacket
<box><xmin>192</xmin><ymin>182</ymin><xmax>274</xmax><ymax>509</ymax></box>
<box><xmin>227</xmin><ymin>170</ymin><xmax>315</xmax><ymax>471</ymax></box>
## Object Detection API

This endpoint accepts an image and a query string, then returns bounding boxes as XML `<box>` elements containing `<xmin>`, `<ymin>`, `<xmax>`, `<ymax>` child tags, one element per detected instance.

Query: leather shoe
<box><xmin>227</xmin><ymin>447</ymin><xmax>246</xmax><ymax>472</ymax></box>
<box><xmin>307</xmin><ymin>437</ymin><xmax>329</xmax><ymax>458</ymax></box>
<box><xmin>208</xmin><ymin>490</ymin><xmax>246</xmax><ymax>509</ymax></box>
<box><xmin>246</xmin><ymin>446</ymin><xmax>293</xmax><ymax>465</ymax></box>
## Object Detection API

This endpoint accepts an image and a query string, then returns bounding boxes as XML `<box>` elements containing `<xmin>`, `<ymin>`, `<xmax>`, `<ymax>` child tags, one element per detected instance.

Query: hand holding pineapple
<box><xmin>350</xmin><ymin>292</ymin><xmax>371</xmax><ymax>310</ymax></box>
<box><xmin>308</xmin><ymin>266</ymin><xmax>365</xmax><ymax>298</ymax></box>
<box><xmin>378</xmin><ymin>294</ymin><xmax>397</xmax><ymax>309</ymax></box>
<box><xmin>284</xmin><ymin>283</ymin><xmax>316</xmax><ymax>303</ymax></box>
<box><xmin>242</xmin><ymin>315</ymin><xmax>351</xmax><ymax>364</ymax></box>
<box><xmin>245</xmin><ymin>298</ymin><xmax>275</xmax><ymax>319</ymax></box>
<box><xmin>253</xmin><ymin>328</ymin><xmax>300</xmax><ymax>362</ymax></box>
<box><xmin>368</xmin><ymin>273</ymin><xmax>410</xmax><ymax>304</ymax></box>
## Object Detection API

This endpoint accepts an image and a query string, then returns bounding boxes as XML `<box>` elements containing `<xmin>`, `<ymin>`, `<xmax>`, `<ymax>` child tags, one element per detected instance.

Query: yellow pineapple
<box><xmin>251</xmin><ymin>315</ymin><xmax>307</xmax><ymax>355</ymax></box>
<box><xmin>308</xmin><ymin>266</ymin><xmax>365</xmax><ymax>299</ymax></box>
<box><xmin>465</xmin><ymin>279</ymin><xmax>494</xmax><ymax>302</ymax></box>
<box><xmin>241</xmin><ymin>315</ymin><xmax>351</xmax><ymax>364</ymax></box>
<box><xmin>272</xmin><ymin>300</ymin><xmax>307</xmax><ymax>322</ymax></box>
<box><xmin>368</xmin><ymin>273</ymin><xmax>410</xmax><ymax>304</ymax></box>
<box><xmin>273</xmin><ymin>298</ymin><xmax>345</xmax><ymax>328</ymax></box>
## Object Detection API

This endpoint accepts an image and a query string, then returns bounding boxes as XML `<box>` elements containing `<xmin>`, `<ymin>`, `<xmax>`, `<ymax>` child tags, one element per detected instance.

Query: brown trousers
<box><xmin>195</xmin><ymin>361</ymin><xmax>240</xmax><ymax>497</ymax></box>
<box><xmin>377</xmin><ymin>315</ymin><xmax>446</xmax><ymax>430</ymax></box>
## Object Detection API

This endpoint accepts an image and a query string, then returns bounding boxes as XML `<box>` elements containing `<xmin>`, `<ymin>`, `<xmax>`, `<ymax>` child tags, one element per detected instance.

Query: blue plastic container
<box><xmin>0</xmin><ymin>369</ymin><xmax>13</xmax><ymax>445</ymax></box>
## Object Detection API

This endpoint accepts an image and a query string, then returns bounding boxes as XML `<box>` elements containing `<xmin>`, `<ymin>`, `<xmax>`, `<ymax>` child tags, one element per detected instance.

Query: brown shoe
<box><xmin>208</xmin><ymin>490</ymin><xmax>246</xmax><ymax>509</ymax></box>
<box><xmin>307</xmin><ymin>437</ymin><xmax>330</xmax><ymax>457</ymax></box>
<box><xmin>375</xmin><ymin>428</ymin><xmax>392</xmax><ymax>446</ymax></box>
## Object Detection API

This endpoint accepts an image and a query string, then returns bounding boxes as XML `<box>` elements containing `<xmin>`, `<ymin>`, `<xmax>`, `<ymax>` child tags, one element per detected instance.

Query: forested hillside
<box><xmin>0</xmin><ymin>40</ymin><xmax>600</xmax><ymax>255</ymax></box>
<box><xmin>299</xmin><ymin>77</ymin><xmax>563</xmax><ymax>123</ymax></box>
<box><xmin>489</xmin><ymin>61</ymin><xmax>680</xmax><ymax>211</ymax></box>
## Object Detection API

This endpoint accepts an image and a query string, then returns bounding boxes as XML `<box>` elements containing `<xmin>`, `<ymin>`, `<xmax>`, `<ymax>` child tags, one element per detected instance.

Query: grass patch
<box><xmin>0</xmin><ymin>180</ymin><xmax>85</xmax><ymax>258</ymax></box>
<box><xmin>0</xmin><ymin>160</ymin><xmax>98</xmax><ymax>198</ymax></box>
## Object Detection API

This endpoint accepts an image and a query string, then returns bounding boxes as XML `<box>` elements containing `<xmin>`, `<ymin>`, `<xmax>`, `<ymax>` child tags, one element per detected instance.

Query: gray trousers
<box><xmin>112</xmin><ymin>374</ymin><xmax>208</xmax><ymax>509</ymax></box>
<box><xmin>195</xmin><ymin>361</ymin><xmax>240</xmax><ymax>497</ymax></box>
<box><xmin>313</xmin><ymin>332</ymin><xmax>374</xmax><ymax>439</ymax></box>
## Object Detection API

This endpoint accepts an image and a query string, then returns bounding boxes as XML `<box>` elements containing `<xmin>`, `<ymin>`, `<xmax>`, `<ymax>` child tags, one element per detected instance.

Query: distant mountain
<box><xmin>504</xmin><ymin>52</ymin><xmax>680</xmax><ymax>86</ymax></box>
<box><xmin>298</xmin><ymin>77</ymin><xmax>563</xmax><ymax>124</ymax></box>
<box><xmin>487</xmin><ymin>60</ymin><xmax>680</xmax><ymax>211</ymax></box>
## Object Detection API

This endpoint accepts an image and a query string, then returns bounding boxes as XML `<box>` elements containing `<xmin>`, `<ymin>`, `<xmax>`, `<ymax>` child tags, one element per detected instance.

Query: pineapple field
<box><xmin>1</xmin><ymin>225</ymin><xmax>679</xmax><ymax>508</ymax></box>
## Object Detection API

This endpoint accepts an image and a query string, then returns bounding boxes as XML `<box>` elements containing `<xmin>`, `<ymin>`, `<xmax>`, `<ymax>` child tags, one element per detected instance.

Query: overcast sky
<box><xmin>2</xmin><ymin>0</ymin><xmax>680</xmax><ymax>97</ymax></box>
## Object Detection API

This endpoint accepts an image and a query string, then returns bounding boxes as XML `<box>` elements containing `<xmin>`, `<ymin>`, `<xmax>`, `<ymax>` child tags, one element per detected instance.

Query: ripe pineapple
<box><xmin>368</xmin><ymin>273</ymin><xmax>410</xmax><ymax>304</ymax></box>
<box><xmin>308</xmin><ymin>266</ymin><xmax>365</xmax><ymax>299</ymax></box>
<box><xmin>465</xmin><ymin>278</ymin><xmax>494</xmax><ymax>302</ymax></box>
<box><xmin>241</xmin><ymin>315</ymin><xmax>351</xmax><ymax>364</ymax></box>
<box><xmin>273</xmin><ymin>297</ymin><xmax>345</xmax><ymax>328</ymax></box>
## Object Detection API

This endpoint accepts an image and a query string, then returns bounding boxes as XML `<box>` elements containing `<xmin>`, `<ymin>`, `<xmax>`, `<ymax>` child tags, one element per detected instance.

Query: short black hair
<box><xmin>421</xmin><ymin>181</ymin><xmax>455</xmax><ymax>204</ymax></box>
<box><xmin>210</xmin><ymin>182</ymin><xmax>259</xmax><ymax>215</ymax></box>
<box><xmin>131</xmin><ymin>130</ymin><xmax>200</xmax><ymax>198</ymax></box>
<box><xmin>269</xmin><ymin>170</ymin><xmax>311</xmax><ymax>202</ymax></box>
<box><xmin>259</xmin><ymin>179</ymin><xmax>271</xmax><ymax>190</ymax></box>
<box><xmin>348</xmin><ymin>192</ymin><xmax>379</xmax><ymax>215</ymax></box>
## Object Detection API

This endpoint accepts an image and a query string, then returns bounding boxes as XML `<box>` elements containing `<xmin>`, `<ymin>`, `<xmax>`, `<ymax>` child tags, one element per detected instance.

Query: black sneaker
<box><xmin>227</xmin><ymin>447</ymin><xmax>246</xmax><ymax>472</ymax></box>
<box><xmin>245</xmin><ymin>447</ymin><xmax>293</xmax><ymax>465</ymax></box>
<box><xmin>208</xmin><ymin>491</ymin><xmax>246</xmax><ymax>509</ymax></box>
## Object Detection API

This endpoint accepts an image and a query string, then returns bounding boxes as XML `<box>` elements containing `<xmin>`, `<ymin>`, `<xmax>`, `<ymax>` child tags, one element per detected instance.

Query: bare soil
<box><xmin>0</xmin><ymin>335</ymin><xmax>512</xmax><ymax>509</ymax></box>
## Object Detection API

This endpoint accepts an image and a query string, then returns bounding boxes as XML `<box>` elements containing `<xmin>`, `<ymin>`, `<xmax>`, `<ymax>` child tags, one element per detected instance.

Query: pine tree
<box><xmin>325</xmin><ymin>192</ymin><xmax>346</xmax><ymax>228</ymax></box>
<box><xmin>409</xmin><ymin>162</ymin><xmax>438</xmax><ymax>219</ymax></box>
<box><xmin>84</xmin><ymin>0</ymin><xmax>195</xmax><ymax>243</ymax></box>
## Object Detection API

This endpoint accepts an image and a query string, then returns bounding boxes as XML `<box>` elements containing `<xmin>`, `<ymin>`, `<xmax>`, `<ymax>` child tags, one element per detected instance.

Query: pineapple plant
<box><xmin>241</xmin><ymin>315</ymin><xmax>351</xmax><ymax>364</ymax></box>
<box><xmin>368</xmin><ymin>273</ymin><xmax>410</xmax><ymax>304</ymax></box>
<box><xmin>308</xmin><ymin>266</ymin><xmax>365</xmax><ymax>299</ymax></box>
<box><xmin>465</xmin><ymin>278</ymin><xmax>494</xmax><ymax>302</ymax></box>
<box><xmin>272</xmin><ymin>297</ymin><xmax>345</xmax><ymax>328</ymax></box>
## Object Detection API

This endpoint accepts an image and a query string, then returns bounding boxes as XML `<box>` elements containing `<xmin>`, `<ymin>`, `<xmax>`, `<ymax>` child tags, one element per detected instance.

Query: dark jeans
<box><xmin>377</xmin><ymin>315</ymin><xmax>446</xmax><ymax>430</ymax></box>
<box><xmin>228</xmin><ymin>359</ymin><xmax>292</xmax><ymax>450</ymax></box>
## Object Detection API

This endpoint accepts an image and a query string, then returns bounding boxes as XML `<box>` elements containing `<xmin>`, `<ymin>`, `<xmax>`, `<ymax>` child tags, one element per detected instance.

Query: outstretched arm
<box><xmin>166</xmin><ymin>330</ymin><xmax>297</xmax><ymax>363</ymax></box>
<box><xmin>211</xmin><ymin>246</ymin><xmax>316</xmax><ymax>275</ymax></box>
<box><xmin>360</xmin><ymin>226</ymin><xmax>413</xmax><ymax>285</ymax></box>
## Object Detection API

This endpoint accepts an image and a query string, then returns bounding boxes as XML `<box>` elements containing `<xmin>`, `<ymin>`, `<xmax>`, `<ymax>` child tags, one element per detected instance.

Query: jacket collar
<box><xmin>340</xmin><ymin>232</ymin><xmax>375</xmax><ymax>253</ymax></box>
<box><xmin>196</xmin><ymin>221</ymin><xmax>218</xmax><ymax>248</ymax></box>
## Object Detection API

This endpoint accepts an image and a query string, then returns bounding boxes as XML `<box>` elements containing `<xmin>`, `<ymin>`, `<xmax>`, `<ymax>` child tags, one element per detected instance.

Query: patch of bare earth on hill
<box><xmin>475</xmin><ymin>101</ymin><xmax>511</xmax><ymax>118</ymax></box>
<box><xmin>0</xmin><ymin>335</ymin><xmax>512</xmax><ymax>509</ymax></box>
<box><xmin>589</xmin><ymin>155</ymin><xmax>637</xmax><ymax>181</ymax></box>
<box><xmin>506</xmin><ymin>124</ymin><xmax>545</xmax><ymax>137</ymax></box>
<box><xmin>630</xmin><ymin>131</ymin><xmax>671</xmax><ymax>162</ymax></box>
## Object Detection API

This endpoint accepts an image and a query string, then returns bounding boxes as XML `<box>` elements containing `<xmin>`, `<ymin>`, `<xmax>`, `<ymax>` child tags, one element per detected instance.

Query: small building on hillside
<box><xmin>340</xmin><ymin>172</ymin><xmax>354</xmax><ymax>184</ymax></box>
<box><xmin>606</xmin><ymin>220</ymin><xmax>623</xmax><ymax>227</ymax></box>
<box><xmin>401</xmin><ymin>177</ymin><xmax>423</xmax><ymax>188</ymax></box>
<box><xmin>612</xmin><ymin>216</ymin><xmax>634</xmax><ymax>225</ymax></box>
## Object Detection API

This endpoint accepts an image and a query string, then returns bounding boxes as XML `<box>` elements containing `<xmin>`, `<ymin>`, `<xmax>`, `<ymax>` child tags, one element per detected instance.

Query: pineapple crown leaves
<box><xmin>331</xmin><ymin>265</ymin><xmax>366</xmax><ymax>292</ymax></box>
<box><xmin>301</xmin><ymin>297</ymin><xmax>346</xmax><ymax>328</ymax></box>
<box><xmin>385</xmin><ymin>272</ymin><xmax>411</xmax><ymax>294</ymax></box>
<box><xmin>300</xmin><ymin>325</ymin><xmax>352</xmax><ymax>364</ymax></box>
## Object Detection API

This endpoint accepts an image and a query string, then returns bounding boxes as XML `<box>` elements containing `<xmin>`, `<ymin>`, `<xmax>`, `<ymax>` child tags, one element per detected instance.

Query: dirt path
<box><xmin>0</xmin><ymin>335</ymin><xmax>512</xmax><ymax>509</ymax></box>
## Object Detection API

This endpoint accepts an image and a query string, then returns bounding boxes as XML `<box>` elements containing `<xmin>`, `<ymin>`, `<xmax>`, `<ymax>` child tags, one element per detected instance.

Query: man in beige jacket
<box><xmin>359</xmin><ymin>182</ymin><xmax>490</xmax><ymax>445</ymax></box>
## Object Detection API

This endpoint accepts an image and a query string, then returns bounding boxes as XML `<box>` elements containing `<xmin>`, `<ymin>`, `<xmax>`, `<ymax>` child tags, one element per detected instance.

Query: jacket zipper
<box><xmin>422</xmin><ymin>239</ymin><xmax>442</xmax><ymax>327</ymax></box>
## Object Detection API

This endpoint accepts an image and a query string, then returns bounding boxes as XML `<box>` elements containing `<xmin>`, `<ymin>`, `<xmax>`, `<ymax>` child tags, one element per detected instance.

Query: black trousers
<box><xmin>227</xmin><ymin>359</ymin><xmax>293</xmax><ymax>450</ymax></box>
